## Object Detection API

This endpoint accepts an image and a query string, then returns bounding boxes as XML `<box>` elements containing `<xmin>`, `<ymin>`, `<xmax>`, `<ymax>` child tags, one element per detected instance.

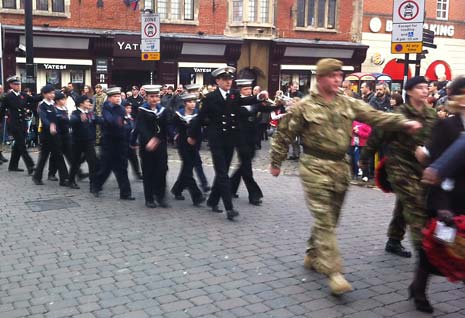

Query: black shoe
<box><xmin>69</xmin><ymin>182</ymin><xmax>80</xmax><ymax>189</ymax></box>
<box><xmin>249</xmin><ymin>199</ymin><xmax>262</xmax><ymax>206</ymax></box>
<box><xmin>157</xmin><ymin>200</ymin><xmax>170</xmax><ymax>208</ymax></box>
<box><xmin>8</xmin><ymin>168</ymin><xmax>24</xmax><ymax>172</ymax></box>
<box><xmin>91</xmin><ymin>190</ymin><xmax>100</xmax><ymax>198</ymax></box>
<box><xmin>77</xmin><ymin>172</ymin><xmax>89</xmax><ymax>180</ymax></box>
<box><xmin>0</xmin><ymin>160</ymin><xmax>3</xmax><ymax>165</ymax></box>
<box><xmin>385</xmin><ymin>239</ymin><xmax>412</xmax><ymax>258</ymax></box>
<box><xmin>226</xmin><ymin>209</ymin><xmax>239</xmax><ymax>221</ymax></box>
<box><xmin>48</xmin><ymin>175</ymin><xmax>59</xmax><ymax>181</ymax></box>
<box><xmin>32</xmin><ymin>177</ymin><xmax>44</xmax><ymax>185</ymax></box>
<box><xmin>193</xmin><ymin>196</ymin><xmax>206</xmax><ymax>207</ymax></box>
<box><xmin>145</xmin><ymin>201</ymin><xmax>157</xmax><ymax>208</ymax></box>
<box><xmin>408</xmin><ymin>284</ymin><xmax>434</xmax><ymax>313</ymax></box>
<box><xmin>27</xmin><ymin>167</ymin><xmax>35</xmax><ymax>175</ymax></box>
<box><xmin>173</xmin><ymin>194</ymin><xmax>185</xmax><ymax>200</ymax></box>
<box><xmin>59</xmin><ymin>180</ymin><xmax>71</xmax><ymax>187</ymax></box>
<box><xmin>207</xmin><ymin>201</ymin><xmax>223</xmax><ymax>213</ymax></box>
<box><xmin>120</xmin><ymin>195</ymin><xmax>136</xmax><ymax>201</ymax></box>
<box><xmin>232</xmin><ymin>193</ymin><xmax>239</xmax><ymax>198</ymax></box>
<box><xmin>0</xmin><ymin>152</ymin><xmax>8</xmax><ymax>163</ymax></box>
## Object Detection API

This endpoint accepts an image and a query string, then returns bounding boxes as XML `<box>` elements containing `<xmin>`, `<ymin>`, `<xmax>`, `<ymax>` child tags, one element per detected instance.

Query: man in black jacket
<box><xmin>187</xmin><ymin>67</ymin><xmax>268</xmax><ymax>220</ymax></box>
<box><xmin>127</xmin><ymin>85</ymin><xmax>144</xmax><ymax>116</ymax></box>
<box><xmin>1</xmin><ymin>76</ymin><xmax>36</xmax><ymax>173</ymax></box>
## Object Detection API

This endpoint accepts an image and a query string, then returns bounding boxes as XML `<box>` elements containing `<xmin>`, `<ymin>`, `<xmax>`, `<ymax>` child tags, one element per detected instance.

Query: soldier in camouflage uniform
<box><xmin>93</xmin><ymin>84</ymin><xmax>107</xmax><ymax>146</ymax></box>
<box><xmin>269</xmin><ymin>59</ymin><xmax>422</xmax><ymax>295</ymax></box>
<box><xmin>361</xmin><ymin>76</ymin><xmax>437</xmax><ymax>253</ymax></box>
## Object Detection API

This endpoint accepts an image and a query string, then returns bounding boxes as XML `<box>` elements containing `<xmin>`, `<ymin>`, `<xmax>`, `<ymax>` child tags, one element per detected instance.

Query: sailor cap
<box><xmin>235</xmin><ymin>79</ymin><xmax>254</xmax><ymax>87</ymax></box>
<box><xmin>105</xmin><ymin>87</ymin><xmax>122</xmax><ymax>96</ymax></box>
<box><xmin>181</xmin><ymin>93</ymin><xmax>198</xmax><ymax>101</ymax></box>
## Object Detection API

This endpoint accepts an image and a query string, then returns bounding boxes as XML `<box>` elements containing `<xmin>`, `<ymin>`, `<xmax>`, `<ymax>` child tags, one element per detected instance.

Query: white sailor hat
<box><xmin>6</xmin><ymin>75</ymin><xmax>21</xmax><ymax>85</ymax></box>
<box><xmin>211</xmin><ymin>66</ymin><xmax>236</xmax><ymax>79</ymax></box>
<box><xmin>185</xmin><ymin>83</ymin><xmax>202</xmax><ymax>91</ymax></box>
<box><xmin>235</xmin><ymin>79</ymin><xmax>254</xmax><ymax>87</ymax></box>
<box><xmin>105</xmin><ymin>87</ymin><xmax>122</xmax><ymax>96</ymax></box>
<box><xmin>181</xmin><ymin>93</ymin><xmax>197</xmax><ymax>101</ymax></box>
<box><xmin>143</xmin><ymin>85</ymin><xmax>162</xmax><ymax>94</ymax></box>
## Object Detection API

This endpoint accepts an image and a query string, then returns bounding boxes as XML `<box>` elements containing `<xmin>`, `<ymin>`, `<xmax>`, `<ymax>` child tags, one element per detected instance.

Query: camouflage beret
<box><xmin>316</xmin><ymin>58</ymin><xmax>343</xmax><ymax>76</ymax></box>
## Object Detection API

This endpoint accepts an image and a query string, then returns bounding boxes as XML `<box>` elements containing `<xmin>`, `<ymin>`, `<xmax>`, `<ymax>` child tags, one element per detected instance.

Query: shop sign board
<box><xmin>391</xmin><ymin>0</ymin><xmax>425</xmax><ymax>54</ymax></box>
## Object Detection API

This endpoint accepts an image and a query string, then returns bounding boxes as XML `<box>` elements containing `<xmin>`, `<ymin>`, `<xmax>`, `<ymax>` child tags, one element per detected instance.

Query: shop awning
<box><xmin>382</xmin><ymin>59</ymin><xmax>411</xmax><ymax>81</ymax></box>
<box><xmin>425</xmin><ymin>60</ymin><xmax>452</xmax><ymax>81</ymax></box>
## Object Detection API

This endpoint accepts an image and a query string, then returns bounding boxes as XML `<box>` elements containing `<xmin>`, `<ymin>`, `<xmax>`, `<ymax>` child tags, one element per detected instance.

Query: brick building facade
<box><xmin>1</xmin><ymin>0</ymin><xmax>368</xmax><ymax>94</ymax></box>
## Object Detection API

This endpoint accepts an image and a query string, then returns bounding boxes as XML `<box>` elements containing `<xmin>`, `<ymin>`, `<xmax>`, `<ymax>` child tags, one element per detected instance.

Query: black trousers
<box><xmin>8</xmin><ymin>125</ymin><xmax>34</xmax><ymax>170</ymax></box>
<box><xmin>230</xmin><ymin>143</ymin><xmax>263</xmax><ymax>201</ymax></box>
<box><xmin>193</xmin><ymin>147</ymin><xmax>208</xmax><ymax>188</ymax></box>
<box><xmin>69</xmin><ymin>140</ymin><xmax>98</xmax><ymax>188</ymax></box>
<box><xmin>93</xmin><ymin>138</ymin><xmax>131</xmax><ymax>197</ymax></box>
<box><xmin>49</xmin><ymin>133</ymin><xmax>71</xmax><ymax>177</ymax></box>
<box><xmin>207</xmin><ymin>144</ymin><xmax>235</xmax><ymax>211</ymax></box>
<box><xmin>140</xmin><ymin>144</ymin><xmax>167</xmax><ymax>203</ymax></box>
<box><xmin>128</xmin><ymin>147</ymin><xmax>141</xmax><ymax>175</ymax></box>
<box><xmin>33</xmin><ymin>133</ymin><xmax>69</xmax><ymax>182</ymax></box>
<box><xmin>171</xmin><ymin>145</ymin><xmax>202</xmax><ymax>202</ymax></box>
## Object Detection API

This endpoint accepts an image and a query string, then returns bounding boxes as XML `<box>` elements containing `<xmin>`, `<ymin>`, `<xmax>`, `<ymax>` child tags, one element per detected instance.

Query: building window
<box><xmin>230</xmin><ymin>0</ymin><xmax>272</xmax><ymax>24</ymax></box>
<box><xmin>144</xmin><ymin>0</ymin><xmax>195</xmax><ymax>21</ymax></box>
<box><xmin>436</xmin><ymin>0</ymin><xmax>448</xmax><ymax>20</ymax></box>
<box><xmin>1</xmin><ymin>0</ymin><xmax>69</xmax><ymax>14</ymax></box>
<box><xmin>296</xmin><ymin>0</ymin><xmax>337</xmax><ymax>29</ymax></box>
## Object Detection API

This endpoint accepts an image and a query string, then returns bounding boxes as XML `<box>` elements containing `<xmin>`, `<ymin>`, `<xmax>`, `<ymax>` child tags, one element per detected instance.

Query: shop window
<box><xmin>436</xmin><ymin>0</ymin><xmax>448</xmax><ymax>20</ymax></box>
<box><xmin>296</xmin><ymin>0</ymin><xmax>337</xmax><ymax>29</ymax></box>
<box><xmin>46</xmin><ymin>70</ymin><xmax>61</xmax><ymax>89</ymax></box>
<box><xmin>230</xmin><ymin>0</ymin><xmax>273</xmax><ymax>24</ymax></box>
<box><xmin>70</xmin><ymin>70</ymin><xmax>84</xmax><ymax>85</ymax></box>
<box><xmin>1</xmin><ymin>0</ymin><xmax>69</xmax><ymax>15</ymax></box>
<box><xmin>144</xmin><ymin>0</ymin><xmax>196</xmax><ymax>21</ymax></box>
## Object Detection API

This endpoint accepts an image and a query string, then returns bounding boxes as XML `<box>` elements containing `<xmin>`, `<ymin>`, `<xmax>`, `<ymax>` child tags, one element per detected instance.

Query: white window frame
<box><xmin>229</xmin><ymin>0</ymin><xmax>274</xmax><ymax>25</ymax></box>
<box><xmin>144</xmin><ymin>0</ymin><xmax>198</xmax><ymax>24</ymax></box>
<box><xmin>436</xmin><ymin>0</ymin><xmax>449</xmax><ymax>20</ymax></box>
<box><xmin>0</xmin><ymin>0</ymin><xmax>70</xmax><ymax>17</ymax></box>
<box><xmin>295</xmin><ymin>0</ymin><xmax>338</xmax><ymax>31</ymax></box>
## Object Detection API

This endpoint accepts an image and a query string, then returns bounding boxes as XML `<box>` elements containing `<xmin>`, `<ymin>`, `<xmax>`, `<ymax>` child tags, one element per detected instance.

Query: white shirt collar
<box><xmin>219</xmin><ymin>88</ymin><xmax>229</xmax><ymax>100</ymax></box>
<box><xmin>77</xmin><ymin>107</ymin><xmax>88</xmax><ymax>113</ymax></box>
<box><xmin>44</xmin><ymin>99</ymin><xmax>54</xmax><ymax>106</ymax></box>
<box><xmin>12</xmin><ymin>90</ymin><xmax>20</xmax><ymax>96</ymax></box>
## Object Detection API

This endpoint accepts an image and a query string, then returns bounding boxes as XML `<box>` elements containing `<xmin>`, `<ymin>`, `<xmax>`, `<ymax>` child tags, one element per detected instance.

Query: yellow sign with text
<box><xmin>141</xmin><ymin>52</ymin><xmax>160</xmax><ymax>61</ymax></box>
<box><xmin>391</xmin><ymin>42</ymin><xmax>423</xmax><ymax>54</ymax></box>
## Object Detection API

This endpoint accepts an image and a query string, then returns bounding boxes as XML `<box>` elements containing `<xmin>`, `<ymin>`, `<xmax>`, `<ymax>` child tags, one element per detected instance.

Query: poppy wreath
<box><xmin>423</xmin><ymin>216</ymin><xmax>465</xmax><ymax>283</ymax></box>
<box><xmin>375</xmin><ymin>157</ymin><xmax>393</xmax><ymax>193</ymax></box>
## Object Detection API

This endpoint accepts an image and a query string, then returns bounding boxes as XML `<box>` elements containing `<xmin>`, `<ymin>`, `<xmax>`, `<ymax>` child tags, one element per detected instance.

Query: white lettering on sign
<box><xmin>43</xmin><ymin>64</ymin><xmax>67</xmax><ymax>70</ymax></box>
<box><xmin>117</xmin><ymin>41</ymin><xmax>140</xmax><ymax>51</ymax></box>
<box><xmin>383</xmin><ymin>19</ymin><xmax>455</xmax><ymax>37</ymax></box>
<box><xmin>193</xmin><ymin>68</ymin><xmax>212</xmax><ymax>73</ymax></box>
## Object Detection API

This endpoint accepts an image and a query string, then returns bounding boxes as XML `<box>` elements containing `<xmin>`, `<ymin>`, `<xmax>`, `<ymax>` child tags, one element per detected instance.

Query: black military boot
<box><xmin>385</xmin><ymin>238</ymin><xmax>412</xmax><ymax>258</ymax></box>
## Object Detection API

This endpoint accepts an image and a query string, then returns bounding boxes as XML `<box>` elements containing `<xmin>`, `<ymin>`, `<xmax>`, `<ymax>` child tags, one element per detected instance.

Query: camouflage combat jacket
<box><xmin>270</xmin><ymin>88</ymin><xmax>409</xmax><ymax>167</ymax></box>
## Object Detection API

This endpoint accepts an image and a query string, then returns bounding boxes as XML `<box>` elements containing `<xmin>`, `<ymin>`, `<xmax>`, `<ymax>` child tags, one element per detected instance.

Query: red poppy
<box><xmin>230</xmin><ymin>94</ymin><xmax>235</xmax><ymax>100</ymax></box>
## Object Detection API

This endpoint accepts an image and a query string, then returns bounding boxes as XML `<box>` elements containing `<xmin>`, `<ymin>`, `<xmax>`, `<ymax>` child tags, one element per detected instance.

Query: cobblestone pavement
<box><xmin>0</xmin><ymin>143</ymin><xmax>464</xmax><ymax>318</ymax></box>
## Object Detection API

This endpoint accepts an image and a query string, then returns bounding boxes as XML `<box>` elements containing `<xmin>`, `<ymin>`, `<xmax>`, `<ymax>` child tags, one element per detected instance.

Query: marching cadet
<box><xmin>32</xmin><ymin>85</ymin><xmax>70</xmax><ymax>186</ymax></box>
<box><xmin>123</xmin><ymin>102</ymin><xmax>142</xmax><ymax>180</ymax></box>
<box><xmin>184</xmin><ymin>83</ymin><xmax>210</xmax><ymax>193</ymax></box>
<box><xmin>187</xmin><ymin>67</ymin><xmax>268</xmax><ymax>221</ymax></box>
<box><xmin>1</xmin><ymin>76</ymin><xmax>37</xmax><ymax>174</ymax></box>
<box><xmin>92</xmin><ymin>87</ymin><xmax>134</xmax><ymax>200</ymax></box>
<box><xmin>269</xmin><ymin>58</ymin><xmax>422</xmax><ymax>295</ymax></box>
<box><xmin>133</xmin><ymin>85</ymin><xmax>171</xmax><ymax>208</ymax></box>
<box><xmin>230</xmin><ymin>79</ymin><xmax>268</xmax><ymax>205</ymax></box>
<box><xmin>170</xmin><ymin>93</ymin><xmax>205</xmax><ymax>206</ymax></box>
<box><xmin>68</xmin><ymin>96</ymin><xmax>99</xmax><ymax>190</ymax></box>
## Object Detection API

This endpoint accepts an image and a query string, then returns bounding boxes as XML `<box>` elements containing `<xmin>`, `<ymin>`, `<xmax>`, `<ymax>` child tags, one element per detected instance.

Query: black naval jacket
<box><xmin>188</xmin><ymin>88</ymin><xmax>260</xmax><ymax>148</ymax></box>
<box><xmin>134</xmin><ymin>103</ymin><xmax>172</xmax><ymax>148</ymax></box>
<box><xmin>1</xmin><ymin>91</ymin><xmax>40</xmax><ymax>130</ymax></box>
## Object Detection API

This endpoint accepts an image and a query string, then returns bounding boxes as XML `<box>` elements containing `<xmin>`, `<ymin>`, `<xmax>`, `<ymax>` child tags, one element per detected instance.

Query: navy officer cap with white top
<box><xmin>6</xmin><ymin>75</ymin><xmax>21</xmax><ymax>85</ymax></box>
<box><xmin>211</xmin><ymin>66</ymin><xmax>236</xmax><ymax>79</ymax></box>
<box><xmin>105</xmin><ymin>87</ymin><xmax>122</xmax><ymax>96</ymax></box>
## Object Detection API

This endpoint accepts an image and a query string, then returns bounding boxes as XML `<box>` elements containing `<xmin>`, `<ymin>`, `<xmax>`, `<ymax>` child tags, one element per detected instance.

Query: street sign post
<box><xmin>140</xmin><ymin>12</ymin><xmax>160</xmax><ymax>61</ymax></box>
<box><xmin>391</xmin><ymin>0</ymin><xmax>425</xmax><ymax>54</ymax></box>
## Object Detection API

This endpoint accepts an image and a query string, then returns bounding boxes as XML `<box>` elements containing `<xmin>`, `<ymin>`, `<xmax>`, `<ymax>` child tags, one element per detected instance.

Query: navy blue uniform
<box><xmin>48</xmin><ymin>106</ymin><xmax>72</xmax><ymax>178</ymax></box>
<box><xmin>33</xmin><ymin>100</ymin><xmax>69</xmax><ymax>183</ymax></box>
<box><xmin>69</xmin><ymin>108</ymin><xmax>99</xmax><ymax>188</ymax></box>
<box><xmin>134</xmin><ymin>103</ymin><xmax>171</xmax><ymax>205</ymax></box>
<box><xmin>123</xmin><ymin>114</ymin><xmax>141</xmax><ymax>178</ymax></box>
<box><xmin>93</xmin><ymin>101</ymin><xmax>132</xmax><ymax>198</ymax></box>
<box><xmin>171</xmin><ymin>109</ymin><xmax>203</xmax><ymax>204</ymax></box>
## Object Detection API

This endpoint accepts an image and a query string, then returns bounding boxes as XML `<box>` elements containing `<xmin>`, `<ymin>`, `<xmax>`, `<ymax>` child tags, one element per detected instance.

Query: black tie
<box><xmin>225</xmin><ymin>92</ymin><xmax>230</xmax><ymax>100</ymax></box>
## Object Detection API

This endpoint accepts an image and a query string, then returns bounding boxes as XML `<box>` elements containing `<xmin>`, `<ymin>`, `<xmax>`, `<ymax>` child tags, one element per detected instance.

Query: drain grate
<box><xmin>25</xmin><ymin>198</ymin><xmax>80</xmax><ymax>212</ymax></box>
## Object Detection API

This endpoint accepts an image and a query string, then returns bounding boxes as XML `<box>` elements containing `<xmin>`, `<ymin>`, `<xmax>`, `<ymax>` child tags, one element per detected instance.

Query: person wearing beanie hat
<box><xmin>270</xmin><ymin>58</ymin><xmax>423</xmax><ymax>296</ymax></box>
<box><xmin>407</xmin><ymin>75</ymin><xmax>465</xmax><ymax>313</ymax></box>
<box><xmin>2</xmin><ymin>75</ymin><xmax>40</xmax><ymax>173</ymax></box>
<box><xmin>32</xmin><ymin>86</ymin><xmax>70</xmax><ymax>186</ymax></box>
<box><xmin>170</xmin><ymin>93</ymin><xmax>205</xmax><ymax>206</ymax></box>
<box><xmin>92</xmin><ymin>87</ymin><xmax>134</xmax><ymax>200</ymax></box>
<box><xmin>187</xmin><ymin>67</ymin><xmax>270</xmax><ymax>221</ymax></box>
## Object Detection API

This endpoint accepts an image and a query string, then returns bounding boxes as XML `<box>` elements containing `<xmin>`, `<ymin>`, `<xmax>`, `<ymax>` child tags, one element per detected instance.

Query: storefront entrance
<box><xmin>112</xmin><ymin>70</ymin><xmax>152</xmax><ymax>92</ymax></box>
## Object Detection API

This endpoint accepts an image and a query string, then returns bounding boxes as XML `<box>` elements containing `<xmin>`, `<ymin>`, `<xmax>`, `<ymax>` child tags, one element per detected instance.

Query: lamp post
<box><xmin>24</xmin><ymin>0</ymin><xmax>36</xmax><ymax>92</ymax></box>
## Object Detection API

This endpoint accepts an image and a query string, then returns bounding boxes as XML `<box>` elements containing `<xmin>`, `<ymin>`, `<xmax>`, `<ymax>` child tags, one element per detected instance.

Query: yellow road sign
<box><xmin>141</xmin><ymin>52</ymin><xmax>160</xmax><ymax>61</ymax></box>
<box><xmin>391</xmin><ymin>42</ymin><xmax>422</xmax><ymax>54</ymax></box>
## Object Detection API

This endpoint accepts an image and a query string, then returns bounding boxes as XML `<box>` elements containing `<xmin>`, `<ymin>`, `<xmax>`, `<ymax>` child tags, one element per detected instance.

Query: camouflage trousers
<box><xmin>387</xmin><ymin>197</ymin><xmax>406</xmax><ymax>241</ymax></box>
<box><xmin>299</xmin><ymin>154</ymin><xmax>351</xmax><ymax>276</ymax></box>
<box><xmin>387</xmin><ymin>167</ymin><xmax>428</xmax><ymax>250</ymax></box>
